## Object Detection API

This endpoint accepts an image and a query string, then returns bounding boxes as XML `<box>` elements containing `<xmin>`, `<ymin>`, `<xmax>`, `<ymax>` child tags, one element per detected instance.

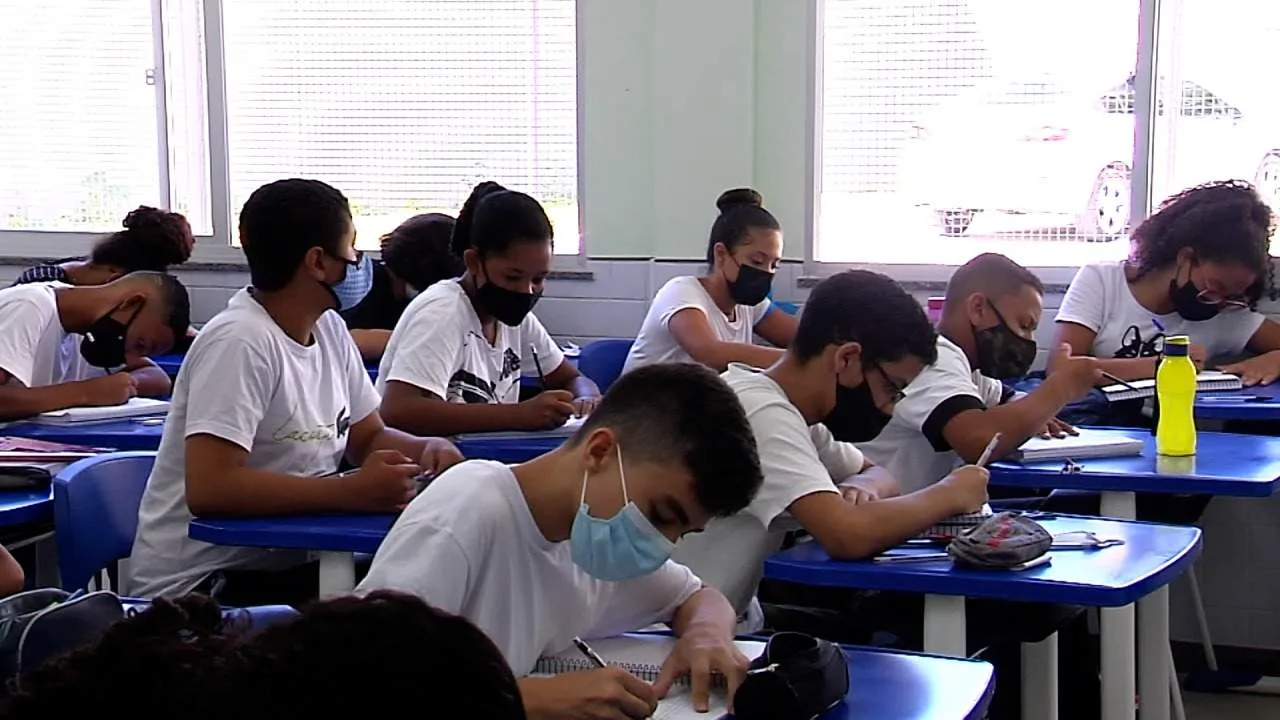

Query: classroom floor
<box><xmin>1185</xmin><ymin>690</ymin><xmax>1280</xmax><ymax>718</ymax></box>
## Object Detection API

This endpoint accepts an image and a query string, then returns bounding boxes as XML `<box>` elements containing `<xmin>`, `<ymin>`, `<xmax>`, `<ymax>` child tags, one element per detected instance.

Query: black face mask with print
<box><xmin>823</xmin><ymin>382</ymin><xmax>892</xmax><ymax>443</ymax></box>
<box><xmin>79</xmin><ymin>304</ymin><xmax>142</xmax><ymax>370</ymax></box>
<box><xmin>973</xmin><ymin>301</ymin><xmax>1038</xmax><ymax>379</ymax></box>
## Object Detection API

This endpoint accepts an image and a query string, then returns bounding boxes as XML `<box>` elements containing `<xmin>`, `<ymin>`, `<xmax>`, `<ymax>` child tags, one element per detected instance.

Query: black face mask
<box><xmin>475</xmin><ymin>269</ymin><xmax>541</xmax><ymax>327</ymax></box>
<box><xmin>973</xmin><ymin>301</ymin><xmax>1038</xmax><ymax>379</ymax></box>
<box><xmin>1169</xmin><ymin>277</ymin><xmax>1219</xmax><ymax>322</ymax></box>
<box><xmin>823</xmin><ymin>382</ymin><xmax>892</xmax><ymax>443</ymax></box>
<box><xmin>726</xmin><ymin>262</ymin><xmax>774</xmax><ymax>306</ymax></box>
<box><xmin>80</xmin><ymin>304</ymin><xmax>142</xmax><ymax>370</ymax></box>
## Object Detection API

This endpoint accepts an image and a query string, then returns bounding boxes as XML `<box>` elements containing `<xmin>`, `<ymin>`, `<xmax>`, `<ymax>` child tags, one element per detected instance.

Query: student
<box><xmin>11</xmin><ymin>206</ymin><xmax>195</xmax><ymax>287</ymax></box>
<box><xmin>622</xmin><ymin>188</ymin><xmax>797</xmax><ymax>374</ymax></box>
<box><xmin>377</xmin><ymin>181</ymin><xmax>600</xmax><ymax>436</ymax></box>
<box><xmin>358</xmin><ymin>363</ymin><xmax>764</xmax><ymax>720</ymax></box>
<box><xmin>1055</xmin><ymin>180</ymin><xmax>1280</xmax><ymax>384</ymax></box>
<box><xmin>672</xmin><ymin>270</ymin><xmax>991</xmax><ymax>623</ymax></box>
<box><xmin>344</xmin><ymin>212</ymin><xmax>465</xmax><ymax>360</ymax></box>
<box><xmin>128</xmin><ymin>179</ymin><xmax>463</xmax><ymax>604</ymax></box>
<box><xmin>0</xmin><ymin>591</ymin><xmax>527</xmax><ymax>719</ymax></box>
<box><xmin>0</xmin><ymin>271</ymin><xmax>190</xmax><ymax>419</ymax></box>
<box><xmin>858</xmin><ymin>253</ymin><xmax>1101</xmax><ymax>493</ymax></box>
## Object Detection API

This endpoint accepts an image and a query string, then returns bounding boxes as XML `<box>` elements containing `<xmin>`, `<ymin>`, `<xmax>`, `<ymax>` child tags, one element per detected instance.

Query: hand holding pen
<box><xmin>517</xmin><ymin>345</ymin><xmax>575</xmax><ymax>430</ymax></box>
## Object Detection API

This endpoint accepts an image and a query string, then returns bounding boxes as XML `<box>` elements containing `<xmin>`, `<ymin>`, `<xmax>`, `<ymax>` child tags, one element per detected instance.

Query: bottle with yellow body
<box><xmin>1156</xmin><ymin>335</ymin><xmax>1197</xmax><ymax>457</ymax></box>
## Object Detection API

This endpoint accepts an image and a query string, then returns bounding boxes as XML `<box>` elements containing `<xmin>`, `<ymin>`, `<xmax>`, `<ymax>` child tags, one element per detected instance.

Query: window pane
<box><xmin>222</xmin><ymin>0</ymin><xmax>578</xmax><ymax>253</ymax></box>
<box><xmin>1151</xmin><ymin>0</ymin><xmax>1280</xmax><ymax>247</ymax></box>
<box><xmin>818</xmin><ymin>0</ymin><xmax>1139</xmax><ymax>265</ymax></box>
<box><xmin>0</xmin><ymin>0</ymin><xmax>160</xmax><ymax>231</ymax></box>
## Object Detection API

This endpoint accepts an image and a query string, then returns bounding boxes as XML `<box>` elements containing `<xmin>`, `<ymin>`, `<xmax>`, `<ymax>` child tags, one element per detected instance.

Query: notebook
<box><xmin>532</xmin><ymin>634</ymin><xmax>766</xmax><ymax>720</ymax></box>
<box><xmin>457</xmin><ymin>414</ymin><xmax>587</xmax><ymax>442</ymax></box>
<box><xmin>1009</xmin><ymin>428</ymin><xmax>1144</xmax><ymax>462</ymax></box>
<box><xmin>33</xmin><ymin>397</ymin><xmax>170</xmax><ymax>425</ymax></box>
<box><xmin>1100</xmin><ymin>370</ymin><xmax>1242</xmax><ymax>401</ymax></box>
<box><xmin>0</xmin><ymin>436</ymin><xmax>105</xmax><ymax>461</ymax></box>
<box><xmin>914</xmin><ymin>504</ymin><xmax>993</xmax><ymax>540</ymax></box>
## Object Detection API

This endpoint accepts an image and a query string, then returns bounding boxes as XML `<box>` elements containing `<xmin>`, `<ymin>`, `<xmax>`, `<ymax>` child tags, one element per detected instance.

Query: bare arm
<box><xmin>841</xmin><ymin>463</ymin><xmax>901</xmax><ymax>499</ymax></box>
<box><xmin>1053</xmin><ymin>321</ymin><xmax>1155</xmax><ymax>381</ymax></box>
<box><xmin>940</xmin><ymin>375</ymin><xmax>1081</xmax><ymax>463</ymax></box>
<box><xmin>379</xmin><ymin>380</ymin><xmax>526</xmax><ymax>436</ymax></box>
<box><xmin>124</xmin><ymin>358</ymin><xmax>172</xmax><ymax>397</ymax></box>
<box><xmin>184</xmin><ymin>433</ymin><xmax>351</xmax><ymax>516</ymax></box>
<box><xmin>0</xmin><ymin>545</ymin><xmax>23</xmax><ymax>597</ymax></box>
<box><xmin>671</xmin><ymin>586</ymin><xmax>738</xmax><ymax>638</ymax></box>
<box><xmin>349</xmin><ymin>329</ymin><xmax>392</xmax><ymax>361</ymax></box>
<box><xmin>754</xmin><ymin>307</ymin><xmax>798</xmax><ymax>348</ymax></box>
<box><xmin>544</xmin><ymin>360</ymin><xmax>599</xmax><ymax>399</ymax></box>
<box><xmin>0</xmin><ymin>370</ymin><xmax>94</xmax><ymax>421</ymax></box>
<box><xmin>667</xmin><ymin>308</ymin><xmax>784</xmax><ymax>371</ymax></box>
<box><xmin>1246</xmin><ymin>318</ymin><xmax>1280</xmax><ymax>355</ymax></box>
<box><xmin>789</xmin><ymin>483</ymin><xmax>970</xmax><ymax>560</ymax></box>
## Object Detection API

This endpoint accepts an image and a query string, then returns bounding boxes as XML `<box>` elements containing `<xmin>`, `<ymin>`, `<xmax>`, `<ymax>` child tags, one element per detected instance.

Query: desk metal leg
<box><xmin>1022</xmin><ymin>633</ymin><xmax>1058</xmax><ymax>720</ymax></box>
<box><xmin>1139</xmin><ymin>586</ymin><xmax>1171</xmax><ymax>720</ymax></box>
<box><xmin>1100</xmin><ymin>490</ymin><xmax>1137</xmax><ymax>519</ymax></box>
<box><xmin>1102</xmin><ymin>604</ymin><xmax>1137</xmax><ymax>720</ymax></box>
<box><xmin>922</xmin><ymin>594</ymin><xmax>966</xmax><ymax>657</ymax></box>
<box><xmin>317</xmin><ymin>552</ymin><xmax>356</xmax><ymax>599</ymax></box>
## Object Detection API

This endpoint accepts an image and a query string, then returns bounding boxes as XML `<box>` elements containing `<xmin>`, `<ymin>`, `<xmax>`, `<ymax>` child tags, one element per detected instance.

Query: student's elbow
<box><xmin>818</xmin><ymin>532</ymin><xmax>880</xmax><ymax>562</ymax></box>
<box><xmin>0</xmin><ymin>550</ymin><xmax>23</xmax><ymax>597</ymax></box>
<box><xmin>185</xmin><ymin>472</ymin><xmax>224</xmax><ymax>516</ymax></box>
<box><xmin>681</xmin><ymin>340</ymin><xmax>731</xmax><ymax>372</ymax></box>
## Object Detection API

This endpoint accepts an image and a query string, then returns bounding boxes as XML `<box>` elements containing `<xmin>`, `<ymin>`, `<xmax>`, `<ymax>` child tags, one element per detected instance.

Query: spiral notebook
<box><xmin>1010</xmin><ymin>428</ymin><xmax>1144</xmax><ymax>462</ymax></box>
<box><xmin>33</xmin><ymin>397</ymin><xmax>170</xmax><ymax>425</ymax></box>
<box><xmin>1101</xmin><ymin>371</ymin><xmax>1242</xmax><ymax>401</ymax></box>
<box><xmin>533</xmin><ymin>634</ymin><xmax>766</xmax><ymax>719</ymax></box>
<box><xmin>914</xmin><ymin>504</ymin><xmax>994</xmax><ymax>540</ymax></box>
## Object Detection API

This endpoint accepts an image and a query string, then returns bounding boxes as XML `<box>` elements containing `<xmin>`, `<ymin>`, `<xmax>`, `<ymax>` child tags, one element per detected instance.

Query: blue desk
<box><xmin>5</xmin><ymin>419</ymin><xmax>166</xmax><ymax>452</ymax></box>
<box><xmin>454</xmin><ymin>425</ymin><xmax>578</xmax><ymax>463</ymax></box>
<box><xmin>0</xmin><ymin>488</ymin><xmax>53</xmax><ymax>527</ymax></box>
<box><xmin>766</xmin><ymin>516</ymin><xmax>1201</xmax><ymax>720</ymax></box>
<box><xmin>189</xmin><ymin>513</ymin><xmax>396</xmax><ymax>598</ymax></box>
<box><xmin>1194</xmin><ymin>383</ymin><xmax>1280</xmax><ymax>420</ymax></box>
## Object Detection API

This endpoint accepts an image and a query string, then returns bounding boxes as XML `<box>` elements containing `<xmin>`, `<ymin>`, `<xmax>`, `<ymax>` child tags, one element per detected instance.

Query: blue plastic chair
<box><xmin>577</xmin><ymin>339</ymin><xmax>634</xmax><ymax>392</ymax></box>
<box><xmin>52</xmin><ymin>452</ymin><xmax>157</xmax><ymax>592</ymax></box>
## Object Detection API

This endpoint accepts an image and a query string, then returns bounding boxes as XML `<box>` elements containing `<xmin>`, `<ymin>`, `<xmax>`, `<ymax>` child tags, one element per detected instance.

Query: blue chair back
<box><xmin>53</xmin><ymin>452</ymin><xmax>157</xmax><ymax>592</ymax></box>
<box><xmin>577</xmin><ymin>339</ymin><xmax>634</xmax><ymax>392</ymax></box>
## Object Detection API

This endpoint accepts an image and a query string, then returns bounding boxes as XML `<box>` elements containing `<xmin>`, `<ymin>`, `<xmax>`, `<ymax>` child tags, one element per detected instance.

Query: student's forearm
<box><xmin>350</xmin><ymin>426</ymin><xmax>431</xmax><ymax>465</ymax></box>
<box><xmin>691</xmin><ymin>342</ymin><xmax>783</xmax><ymax>372</ymax></box>
<box><xmin>565</xmin><ymin>374</ymin><xmax>599</xmax><ymax>399</ymax></box>
<box><xmin>350</xmin><ymin>329</ymin><xmax>392</xmax><ymax>360</ymax></box>
<box><xmin>1084</xmin><ymin>356</ymin><xmax>1157</xmax><ymax>383</ymax></box>
<box><xmin>949</xmin><ymin>376</ymin><xmax>1079</xmax><ymax>462</ymax></box>
<box><xmin>0</xmin><ymin>383</ymin><xmax>90</xmax><ymax>421</ymax></box>
<box><xmin>186</xmin><ymin>466</ymin><xmax>351</xmax><ymax>516</ymax></box>
<box><xmin>128</xmin><ymin>366</ymin><xmax>172</xmax><ymax>397</ymax></box>
<box><xmin>816</xmin><ymin>485</ymin><xmax>964</xmax><ymax>560</ymax></box>
<box><xmin>842</xmin><ymin>465</ymin><xmax>900</xmax><ymax>499</ymax></box>
<box><xmin>381</xmin><ymin>395</ymin><xmax>523</xmax><ymax>436</ymax></box>
<box><xmin>671</xmin><ymin>587</ymin><xmax>738</xmax><ymax>638</ymax></box>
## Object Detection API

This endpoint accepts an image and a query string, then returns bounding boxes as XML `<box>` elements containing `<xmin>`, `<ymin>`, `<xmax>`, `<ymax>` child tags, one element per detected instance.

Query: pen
<box><xmin>531</xmin><ymin>345</ymin><xmax>547</xmax><ymax>392</ymax></box>
<box><xmin>1100</xmin><ymin>371</ymin><xmax>1142</xmax><ymax>393</ymax></box>
<box><xmin>1151</xmin><ymin>317</ymin><xmax>1167</xmax><ymax>333</ymax></box>
<box><xmin>975</xmin><ymin>433</ymin><xmax>1002</xmax><ymax>468</ymax></box>
<box><xmin>571</xmin><ymin>636</ymin><xmax>609</xmax><ymax>669</ymax></box>
<box><xmin>874</xmin><ymin>552</ymin><xmax>951</xmax><ymax>564</ymax></box>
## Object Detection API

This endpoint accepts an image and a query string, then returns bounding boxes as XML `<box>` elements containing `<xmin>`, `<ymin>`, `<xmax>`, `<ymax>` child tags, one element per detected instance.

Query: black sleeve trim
<box><xmin>921</xmin><ymin>395</ymin><xmax>986</xmax><ymax>452</ymax></box>
<box><xmin>1000</xmin><ymin>384</ymin><xmax>1017</xmax><ymax>405</ymax></box>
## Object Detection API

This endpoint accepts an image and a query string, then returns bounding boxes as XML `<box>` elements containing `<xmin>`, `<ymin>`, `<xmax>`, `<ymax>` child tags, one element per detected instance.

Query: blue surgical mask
<box><xmin>327</xmin><ymin>252</ymin><xmax>374</xmax><ymax>311</ymax></box>
<box><xmin>569</xmin><ymin>445</ymin><xmax>675</xmax><ymax>581</ymax></box>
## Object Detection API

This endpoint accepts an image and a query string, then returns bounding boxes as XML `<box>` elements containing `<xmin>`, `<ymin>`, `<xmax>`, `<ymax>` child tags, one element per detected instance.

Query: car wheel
<box><xmin>1254</xmin><ymin>152</ymin><xmax>1280</xmax><ymax>213</ymax></box>
<box><xmin>1077</xmin><ymin>164</ymin><xmax>1130</xmax><ymax>242</ymax></box>
<box><xmin>935</xmin><ymin>209</ymin><xmax>977</xmax><ymax>236</ymax></box>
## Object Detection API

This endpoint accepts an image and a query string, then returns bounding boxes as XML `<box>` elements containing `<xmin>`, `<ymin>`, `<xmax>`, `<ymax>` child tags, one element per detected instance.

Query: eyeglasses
<box><xmin>1196</xmin><ymin>288</ymin><xmax>1249</xmax><ymax>310</ymax></box>
<box><xmin>874</xmin><ymin>363</ymin><xmax>907</xmax><ymax>404</ymax></box>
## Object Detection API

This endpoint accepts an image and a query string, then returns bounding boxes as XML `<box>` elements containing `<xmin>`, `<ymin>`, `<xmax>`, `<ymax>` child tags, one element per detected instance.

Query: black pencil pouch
<box><xmin>731</xmin><ymin>632</ymin><xmax>849</xmax><ymax>720</ymax></box>
<box><xmin>0</xmin><ymin>466</ymin><xmax>52</xmax><ymax>491</ymax></box>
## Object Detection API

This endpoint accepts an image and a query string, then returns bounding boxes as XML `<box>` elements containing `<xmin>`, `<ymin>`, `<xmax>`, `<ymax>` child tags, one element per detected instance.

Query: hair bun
<box><xmin>716</xmin><ymin>188</ymin><xmax>764</xmax><ymax>213</ymax></box>
<box><xmin>122</xmin><ymin>205</ymin><xmax>167</xmax><ymax>230</ymax></box>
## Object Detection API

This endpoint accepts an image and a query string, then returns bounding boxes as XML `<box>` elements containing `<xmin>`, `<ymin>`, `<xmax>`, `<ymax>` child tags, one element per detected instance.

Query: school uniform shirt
<box><xmin>374</xmin><ymin>279</ymin><xmax>563</xmax><ymax>404</ymax></box>
<box><xmin>1056</xmin><ymin>261</ymin><xmax>1265</xmax><ymax>362</ymax></box>
<box><xmin>0</xmin><ymin>282</ymin><xmax>109</xmax><ymax>390</ymax></box>
<box><xmin>858</xmin><ymin>337</ymin><xmax>1007</xmax><ymax>495</ymax></box>
<box><xmin>355</xmin><ymin>459</ymin><xmax>703</xmax><ymax>676</ymax></box>
<box><xmin>127</xmin><ymin>289</ymin><xmax>381</xmax><ymax>598</ymax></box>
<box><xmin>670</xmin><ymin>364</ymin><xmax>861</xmax><ymax>625</ymax></box>
<box><xmin>11</xmin><ymin>259</ymin><xmax>75</xmax><ymax>286</ymax></box>
<box><xmin>622</xmin><ymin>276</ymin><xmax>772</xmax><ymax>374</ymax></box>
<box><xmin>340</xmin><ymin>259</ymin><xmax>407</xmax><ymax>332</ymax></box>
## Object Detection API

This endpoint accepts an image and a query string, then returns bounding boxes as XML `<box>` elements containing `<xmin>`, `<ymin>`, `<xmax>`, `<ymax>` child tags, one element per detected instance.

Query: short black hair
<box><xmin>121</xmin><ymin>271</ymin><xmax>191</xmax><ymax>343</ymax></box>
<box><xmin>571</xmin><ymin>363</ymin><xmax>762</xmax><ymax>518</ymax></box>
<box><xmin>91</xmin><ymin>206</ymin><xmax>193</xmax><ymax>272</ymax></box>
<box><xmin>450</xmin><ymin>181</ymin><xmax>554</xmax><ymax>259</ymax></box>
<box><xmin>239</xmin><ymin>179</ymin><xmax>353</xmax><ymax>291</ymax></box>
<box><xmin>944</xmin><ymin>253</ymin><xmax>1044</xmax><ymax>308</ymax></box>
<box><xmin>1131</xmin><ymin>179</ymin><xmax>1273</xmax><ymax>304</ymax></box>
<box><xmin>380</xmin><ymin>213</ymin><xmax>465</xmax><ymax>290</ymax></box>
<box><xmin>705</xmin><ymin>188</ymin><xmax>781</xmax><ymax>265</ymax></box>
<box><xmin>0</xmin><ymin>592</ymin><xmax>526</xmax><ymax>720</ymax></box>
<box><xmin>792</xmin><ymin>270</ymin><xmax>938</xmax><ymax>366</ymax></box>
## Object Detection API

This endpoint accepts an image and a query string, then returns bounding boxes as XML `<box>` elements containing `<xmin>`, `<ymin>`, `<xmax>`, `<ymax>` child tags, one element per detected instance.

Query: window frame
<box><xmin>0</xmin><ymin>0</ymin><xmax>588</xmax><ymax>270</ymax></box>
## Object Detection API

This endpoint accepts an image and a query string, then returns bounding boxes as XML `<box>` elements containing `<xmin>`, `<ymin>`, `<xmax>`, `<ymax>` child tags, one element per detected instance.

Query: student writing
<box><xmin>377</xmin><ymin>181</ymin><xmax>600</xmax><ymax>436</ymax></box>
<box><xmin>623</xmin><ymin>188</ymin><xmax>797</xmax><ymax>374</ymax></box>
<box><xmin>358</xmin><ymin>363</ymin><xmax>764</xmax><ymax>720</ymax></box>
<box><xmin>128</xmin><ymin>179</ymin><xmax>463</xmax><ymax>603</ymax></box>
<box><xmin>0</xmin><ymin>272</ymin><xmax>191</xmax><ymax>420</ymax></box>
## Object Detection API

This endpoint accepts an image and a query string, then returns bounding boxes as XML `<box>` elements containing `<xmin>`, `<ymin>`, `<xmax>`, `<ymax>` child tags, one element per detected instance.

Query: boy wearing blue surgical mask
<box><xmin>129</xmin><ymin>179</ymin><xmax>464</xmax><ymax>604</ymax></box>
<box><xmin>358</xmin><ymin>363</ymin><xmax>764</xmax><ymax>720</ymax></box>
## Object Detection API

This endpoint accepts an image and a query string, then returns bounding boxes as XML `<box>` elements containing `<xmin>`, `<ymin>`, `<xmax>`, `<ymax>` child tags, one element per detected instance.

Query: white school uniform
<box><xmin>622</xmin><ymin>276</ymin><xmax>772</xmax><ymax>374</ymax></box>
<box><xmin>0</xmin><ymin>282</ymin><xmax>112</xmax><ymax>389</ymax></box>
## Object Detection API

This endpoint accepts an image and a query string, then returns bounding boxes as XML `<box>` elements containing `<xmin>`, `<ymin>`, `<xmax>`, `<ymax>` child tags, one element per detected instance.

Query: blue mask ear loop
<box><xmin>579</xmin><ymin>444</ymin><xmax>628</xmax><ymax>517</ymax></box>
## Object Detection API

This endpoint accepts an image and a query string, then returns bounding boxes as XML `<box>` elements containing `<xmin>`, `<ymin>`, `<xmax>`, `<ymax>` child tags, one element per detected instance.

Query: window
<box><xmin>0</xmin><ymin>0</ymin><xmax>161</xmax><ymax>231</ymax></box>
<box><xmin>817</xmin><ymin>0</ymin><xmax>1140</xmax><ymax>266</ymax></box>
<box><xmin>220</xmin><ymin>0</ymin><xmax>579</xmax><ymax>253</ymax></box>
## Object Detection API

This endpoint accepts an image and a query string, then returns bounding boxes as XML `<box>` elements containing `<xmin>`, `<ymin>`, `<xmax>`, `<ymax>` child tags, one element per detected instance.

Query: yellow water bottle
<box><xmin>1156</xmin><ymin>335</ymin><xmax>1197</xmax><ymax>456</ymax></box>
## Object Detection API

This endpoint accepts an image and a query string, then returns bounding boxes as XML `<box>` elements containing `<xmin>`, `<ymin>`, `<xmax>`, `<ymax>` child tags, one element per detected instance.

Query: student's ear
<box><xmin>965</xmin><ymin>292</ymin><xmax>990</xmax><ymax>326</ymax></box>
<box><xmin>463</xmin><ymin>248</ymin><xmax>481</xmax><ymax>277</ymax></box>
<box><xmin>710</xmin><ymin>242</ymin><xmax>729</xmax><ymax>268</ymax></box>
<box><xmin>833</xmin><ymin>342</ymin><xmax>863</xmax><ymax>374</ymax></box>
<box><xmin>580</xmin><ymin>428</ymin><xmax>619</xmax><ymax>475</ymax></box>
<box><xmin>302</xmin><ymin>246</ymin><xmax>329</xmax><ymax>282</ymax></box>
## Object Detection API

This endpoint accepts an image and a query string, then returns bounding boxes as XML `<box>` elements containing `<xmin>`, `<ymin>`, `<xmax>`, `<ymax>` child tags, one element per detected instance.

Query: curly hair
<box><xmin>380</xmin><ymin>213</ymin><xmax>465</xmax><ymax>290</ymax></box>
<box><xmin>90</xmin><ymin>206</ymin><xmax>195</xmax><ymax>272</ymax></box>
<box><xmin>0</xmin><ymin>592</ymin><xmax>526</xmax><ymax>719</ymax></box>
<box><xmin>1129</xmin><ymin>180</ymin><xmax>1275</xmax><ymax>303</ymax></box>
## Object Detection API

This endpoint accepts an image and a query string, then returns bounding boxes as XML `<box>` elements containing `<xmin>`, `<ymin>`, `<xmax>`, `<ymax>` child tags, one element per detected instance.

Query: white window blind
<box><xmin>0</xmin><ymin>0</ymin><xmax>160</xmax><ymax>232</ymax></box>
<box><xmin>819</xmin><ymin>0</ymin><xmax>1138</xmax><ymax>266</ymax></box>
<box><xmin>221</xmin><ymin>0</ymin><xmax>579</xmax><ymax>253</ymax></box>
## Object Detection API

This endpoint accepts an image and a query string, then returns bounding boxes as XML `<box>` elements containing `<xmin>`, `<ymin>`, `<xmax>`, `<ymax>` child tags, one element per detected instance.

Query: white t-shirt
<box><xmin>1056</xmin><ymin>261</ymin><xmax>1265</xmax><ymax>362</ymax></box>
<box><xmin>671</xmin><ymin>364</ymin><xmax>861</xmax><ymax>620</ymax></box>
<box><xmin>128</xmin><ymin>289</ymin><xmax>382</xmax><ymax>597</ymax></box>
<box><xmin>859</xmin><ymin>337</ymin><xmax>1007</xmax><ymax>495</ymax></box>
<box><xmin>375</xmin><ymin>279</ymin><xmax>564</xmax><ymax>404</ymax></box>
<box><xmin>356</xmin><ymin>460</ymin><xmax>703</xmax><ymax>676</ymax></box>
<box><xmin>622</xmin><ymin>276</ymin><xmax>772</xmax><ymax>374</ymax></box>
<box><xmin>0</xmin><ymin>283</ymin><xmax>109</xmax><ymax>391</ymax></box>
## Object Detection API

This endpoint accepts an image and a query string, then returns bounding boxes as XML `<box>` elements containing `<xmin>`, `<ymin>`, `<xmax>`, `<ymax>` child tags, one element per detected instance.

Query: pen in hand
<box><xmin>975</xmin><ymin>432</ymin><xmax>1002</xmax><ymax>468</ymax></box>
<box><xmin>572</xmin><ymin>636</ymin><xmax>654</xmax><ymax>720</ymax></box>
<box><xmin>531</xmin><ymin>345</ymin><xmax>547</xmax><ymax>392</ymax></box>
<box><xmin>1100</xmin><ymin>371</ymin><xmax>1142</xmax><ymax>393</ymax></box>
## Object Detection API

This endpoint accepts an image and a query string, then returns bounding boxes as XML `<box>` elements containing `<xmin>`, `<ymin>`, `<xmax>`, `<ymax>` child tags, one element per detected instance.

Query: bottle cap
<box><xmin>1163</xmin><ymin>334</ymin><xmax>1190</xmax><ymax>357</ymax></box>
